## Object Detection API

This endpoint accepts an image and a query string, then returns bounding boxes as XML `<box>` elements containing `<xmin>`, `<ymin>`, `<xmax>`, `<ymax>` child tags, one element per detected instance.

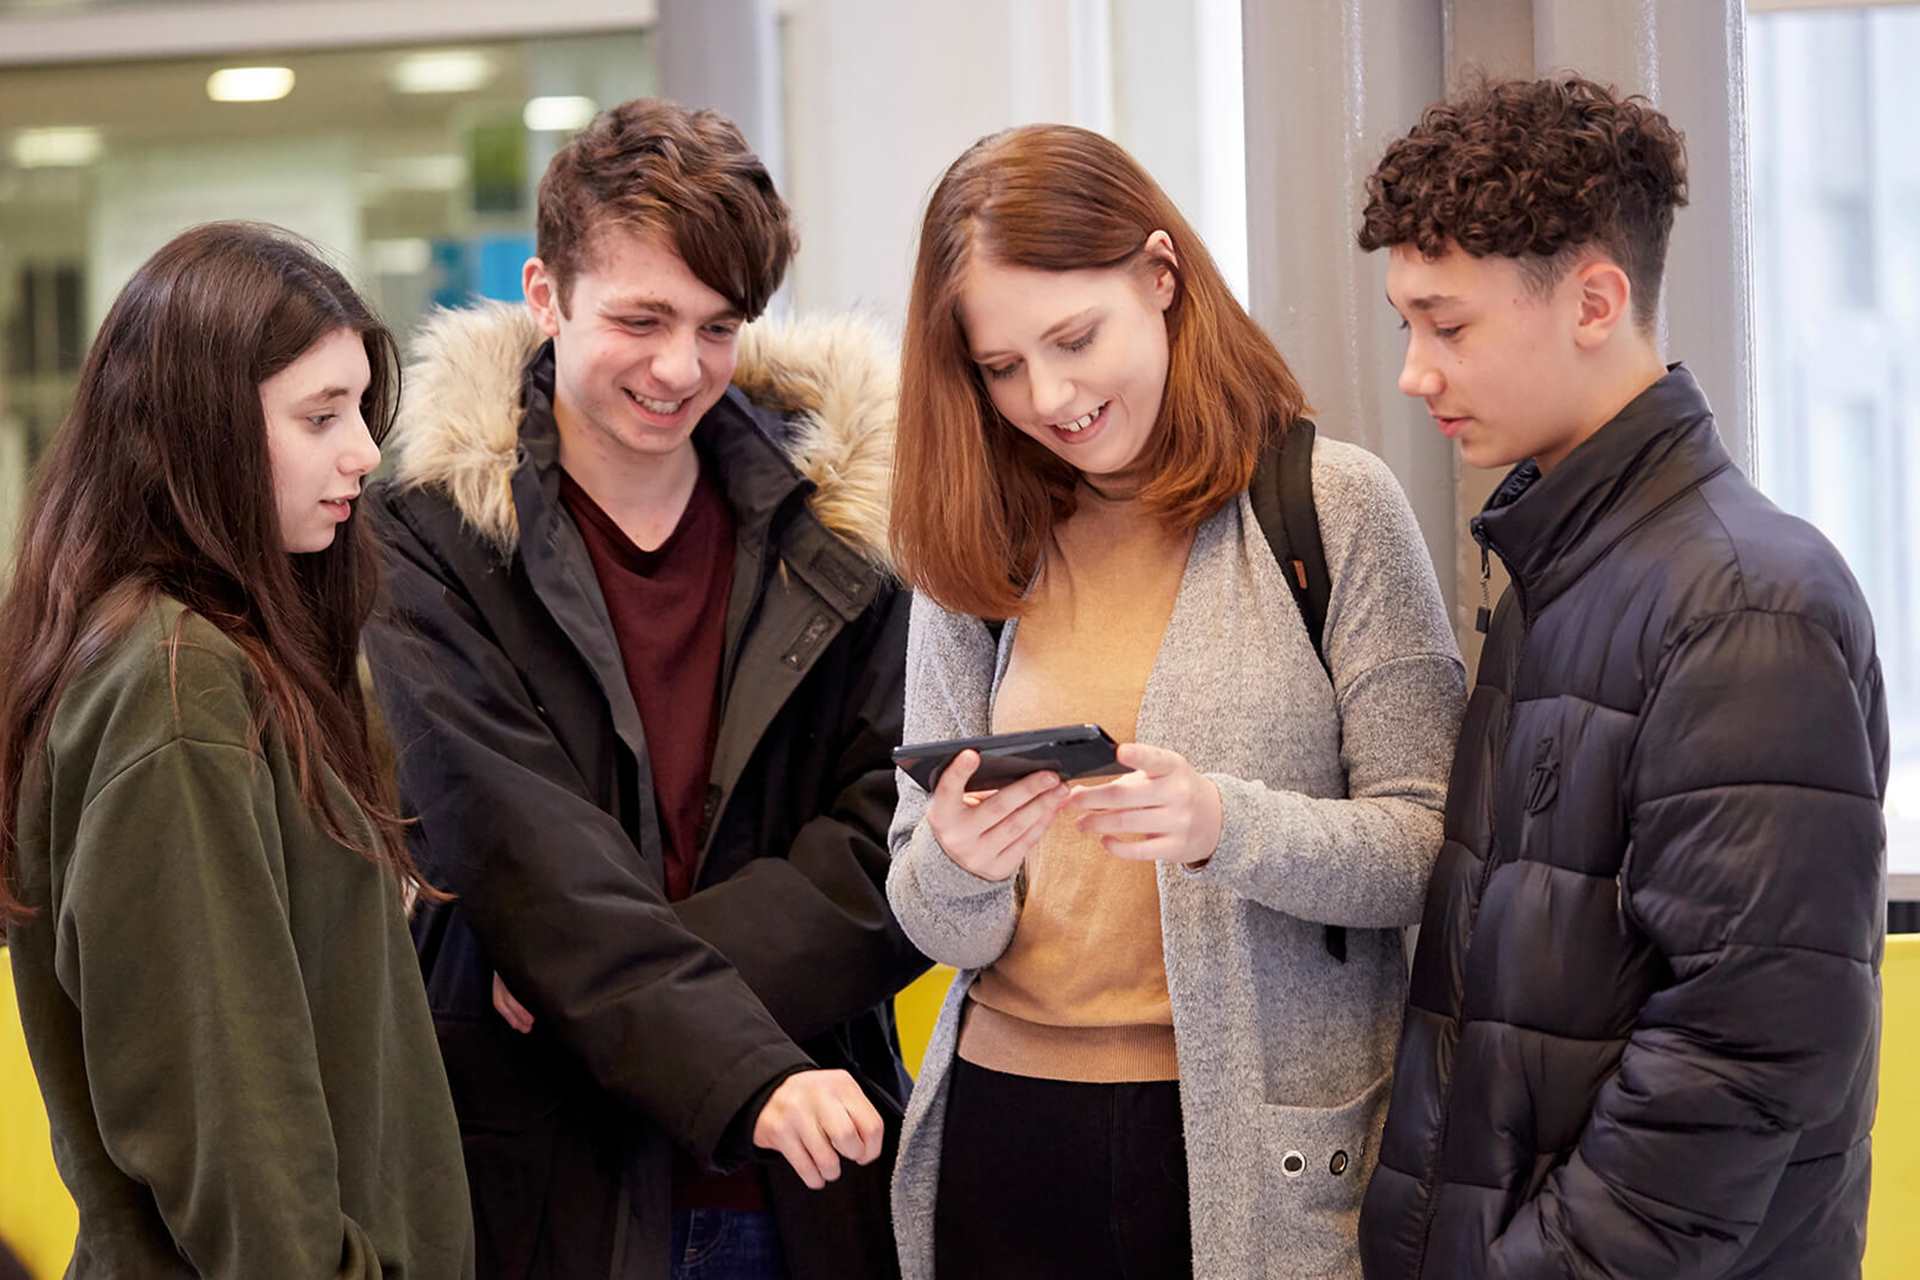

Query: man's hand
<box><xmin>752</xmin><ymin>1069</ymin><xmax>884</xmax><ymax>1190</ymax></box>
<box><xmin>493</xmin><ymin>972</ymin><xmax>535</xmax><ymax>1034</ymax></box>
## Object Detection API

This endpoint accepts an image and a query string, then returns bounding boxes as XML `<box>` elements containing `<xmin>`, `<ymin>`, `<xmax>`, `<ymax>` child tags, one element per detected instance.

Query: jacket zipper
<box><xmin>1412</xmin><ymin>523</ymin><xmax>1522</xmax><ymax>1280</ymax></box>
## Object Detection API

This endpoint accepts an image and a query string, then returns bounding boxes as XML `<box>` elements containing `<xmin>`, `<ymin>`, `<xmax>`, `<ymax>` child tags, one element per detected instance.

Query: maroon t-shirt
<box><xmin>559</xmin><ymin>464</ymin><xmax>732</xmax><ymax>904</ymax></box>
<box><xmin>561</xmin><ymin>466</ymin><xmax>769</xmax><ymax>1211</ymax></box>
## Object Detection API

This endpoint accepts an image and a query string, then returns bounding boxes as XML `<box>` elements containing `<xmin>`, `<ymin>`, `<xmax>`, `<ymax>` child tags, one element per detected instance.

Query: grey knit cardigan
<box><xmin>885</xmin><ymin>438</ymin><xmax>1467</xmax><ymax>1280</ymax></box>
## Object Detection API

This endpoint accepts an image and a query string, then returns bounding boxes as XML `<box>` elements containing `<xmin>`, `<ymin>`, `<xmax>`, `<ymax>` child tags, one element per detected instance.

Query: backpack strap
<box><xmin>1249</xmin><ymin>418</ymin><xmax>1333</xmax><ymax>686</ymax></box>
<box><xmin>1249</xmin><ymin>419</ymin><xmax>1346</xmax><ymax>964</ymax></box>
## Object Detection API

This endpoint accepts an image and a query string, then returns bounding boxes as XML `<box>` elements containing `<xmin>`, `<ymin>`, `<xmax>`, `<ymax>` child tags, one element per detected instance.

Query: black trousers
<box><xmin>933</xmin><ymin>1057</ymin><xmax>1193</xmax><ymax>1279</ymax></box>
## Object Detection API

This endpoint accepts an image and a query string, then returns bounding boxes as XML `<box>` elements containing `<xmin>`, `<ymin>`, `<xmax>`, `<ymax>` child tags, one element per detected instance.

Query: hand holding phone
<box><xmin>923</xmin><ymin>749</ymin><xmax>1071</xmax><ymax>882</ymax></box>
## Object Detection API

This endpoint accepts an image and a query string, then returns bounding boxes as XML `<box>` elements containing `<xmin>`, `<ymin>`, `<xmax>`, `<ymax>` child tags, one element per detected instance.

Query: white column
<box><xmin>778</xmin><ymin>0</ymin><xmax>1091</xmax><ymax>322</ymax></box>
<box><xmin>1241</xmin><ymin>0</ymin><xmax>1455</xmax><ymax>611</ymax></box>
<box><xmin>656</xmin><ymin>0</ymin><xmax>784</xmax><ymax>192</ymax></box>
<box><xmin>1528</xmin><ymin>0</ymin><xmax>1755</xmax><ymax>472</ymax></box>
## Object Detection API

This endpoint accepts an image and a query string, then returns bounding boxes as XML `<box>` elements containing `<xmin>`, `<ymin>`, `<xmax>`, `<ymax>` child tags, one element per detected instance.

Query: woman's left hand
<box><xmin>1067</xmin><ymin>742</ymin><xmax>1223</xmax><ymax>867</ymax></box>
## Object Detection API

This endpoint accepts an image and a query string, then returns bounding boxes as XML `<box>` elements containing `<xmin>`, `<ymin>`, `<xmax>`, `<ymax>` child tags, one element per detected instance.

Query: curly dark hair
<box><xmin>1357</xmin><ymin>75</ymin><xmax>1688</xmax><ymax>329</ymax></box>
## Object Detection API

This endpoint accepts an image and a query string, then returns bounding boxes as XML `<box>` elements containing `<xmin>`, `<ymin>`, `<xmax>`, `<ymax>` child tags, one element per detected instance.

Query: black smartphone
<box><xmin>891</xmin><ymin>723</ymin><xmax>1126</xmax><ymax>793</ymax></box>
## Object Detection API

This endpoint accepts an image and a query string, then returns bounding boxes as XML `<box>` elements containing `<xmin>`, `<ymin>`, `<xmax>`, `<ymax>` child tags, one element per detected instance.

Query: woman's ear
<box><xmin>1143</xmin><ymin>229</ymin><xmax>1178</xmax><ymax>312</ymax></box>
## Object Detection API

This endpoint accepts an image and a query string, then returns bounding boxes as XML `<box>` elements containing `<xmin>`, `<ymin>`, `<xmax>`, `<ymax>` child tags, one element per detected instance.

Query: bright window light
<box><xmin>380</xmin><ymin>154</ymin><xmax>466</xmax><ymax>191</ymax></box>
<box><xmin>523</xmin><ymin>96</ymin><xmax>598</xmax><ymax>133</ymax></box>
<box><xmin>392</xmin><ymin>51</ymin><xmax>494</xmax><ymax>95</ymax></box>
<box><xmin>11</xmin><ymin>126</ymin><xmax>102</xmax><ymax>168</ymax></box>
<box><xmin>206</xmin><ymin>66</ymin><xmax>295</xmax><ymax>103</ymax></box>
<box><xmin>370</xmin><ymin>238</ymin><xmax>433</xmax><ymax>275</ymax></box>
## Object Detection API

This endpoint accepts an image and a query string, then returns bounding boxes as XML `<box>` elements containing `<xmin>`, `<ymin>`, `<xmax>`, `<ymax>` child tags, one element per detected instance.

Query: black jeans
<box><xmin>933</xmin><ymin>1057</ymin><xmax>1193</xmax><ymax>1279</ymax></box>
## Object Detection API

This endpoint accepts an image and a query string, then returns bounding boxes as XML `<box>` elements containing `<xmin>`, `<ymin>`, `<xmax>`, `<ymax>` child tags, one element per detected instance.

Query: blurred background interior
<box><xmin>0</xmin><ymin>1</ymin><xmax>1916</xmax><ymax>1275</ymax></box>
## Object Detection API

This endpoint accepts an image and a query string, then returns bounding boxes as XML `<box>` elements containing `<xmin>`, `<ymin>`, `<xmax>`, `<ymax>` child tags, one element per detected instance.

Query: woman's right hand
<box><xmin>925</xmin><ymin>749</ymin><xmax>1070</xmax><ymax>882</ymax></box>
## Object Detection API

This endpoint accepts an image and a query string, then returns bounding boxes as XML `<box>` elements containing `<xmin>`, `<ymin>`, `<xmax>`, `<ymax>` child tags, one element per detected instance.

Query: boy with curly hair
<box><xmin>1356</xmin><ymin>76</ymin><xmax>1887</xmax><ymax>1279</ymax></box>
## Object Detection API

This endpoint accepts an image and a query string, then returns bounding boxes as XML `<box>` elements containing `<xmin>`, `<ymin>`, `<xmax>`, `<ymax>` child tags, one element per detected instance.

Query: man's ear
<box><xmin>1572</xmin><ymin>257</ymin><xmax>1635</xmax><ymax>350</ymax></box>
<box><xmin>523</xmin><ymin>258</ymin><xmax>564</xmax><ymax>338</ymax></box>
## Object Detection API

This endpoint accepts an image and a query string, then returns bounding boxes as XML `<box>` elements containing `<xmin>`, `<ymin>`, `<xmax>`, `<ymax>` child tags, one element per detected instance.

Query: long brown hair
<box><xmin>0</xmin><ymin>221</ymin><xmax>434</xmax><ymax>921</ymax></box>
<box><xmin>890</xmin><ymin>124</ymin><xmax>1308</xmax><ymax>619</ymax></box>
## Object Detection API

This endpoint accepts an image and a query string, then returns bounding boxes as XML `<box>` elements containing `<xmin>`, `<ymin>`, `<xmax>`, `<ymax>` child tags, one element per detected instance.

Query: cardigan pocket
<box><xmin>1253</xmin><ymin>1069</ymin><xmax>1390</xmax><ymax>1275</ymax></box>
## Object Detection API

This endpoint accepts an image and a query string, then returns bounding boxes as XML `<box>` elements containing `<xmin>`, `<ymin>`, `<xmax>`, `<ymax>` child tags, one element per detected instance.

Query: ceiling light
<box><xmin>523</xmin><ymin>96</ymin><xmax>597</xmax><ymax>133</ymax></box>
<box><xmin>392</xmin><ymin>51</ymin><xmax>494</xmax><ymax>95</ymax></box>
<box><xmin>207</xmin><ymin>66</ymin><xmax>295</xmax><ymax>103</ymax></box>
<box><xmin>11</xmin><ymin>126</ymin><xmax>101</xmax><ymax>168</ymax></box>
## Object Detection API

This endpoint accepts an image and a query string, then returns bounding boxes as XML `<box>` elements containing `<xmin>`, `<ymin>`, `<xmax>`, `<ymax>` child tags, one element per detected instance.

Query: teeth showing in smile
<box><xmin>629</xmin><ymin>390</ymin><xmax>686</xmax><ymax>415</ymax></box>
<box><xmin>1053</xmin><ymin>401</ymin><xmax>1108</xmax><ymax>433</ymax></box>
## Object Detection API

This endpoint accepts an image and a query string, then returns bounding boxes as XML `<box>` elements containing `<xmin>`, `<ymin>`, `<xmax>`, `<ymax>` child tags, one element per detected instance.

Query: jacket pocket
<box><xmin>1254</xmin><ymin>1070</ymin><xmax>1390</xmax><ymax>1277</ymax></box>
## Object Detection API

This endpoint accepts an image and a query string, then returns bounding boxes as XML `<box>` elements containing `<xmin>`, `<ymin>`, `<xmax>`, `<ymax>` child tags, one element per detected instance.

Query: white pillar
<box><xmin>1241</xmin><ymin>0</ymin><xmax>1455</xmax><ymax>610</ymax></box>
<box><xmin>656</xmin><ymin>0</ymin><xmax>784</xmax><ymax>192</ymax></box>
<box><xmin>1529</xmin><ymin>0</ymin><xmax>1755</xmax><ymax>472</ymax></box>
<box><xmin>778</xmin><ymin>0</ymin><xmax>1091</xmax><ymax>322</ymax></box>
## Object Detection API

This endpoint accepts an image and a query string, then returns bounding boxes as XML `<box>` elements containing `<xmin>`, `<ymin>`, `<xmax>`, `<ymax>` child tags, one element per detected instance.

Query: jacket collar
<box><xmin>1472</xmin><ymin>363</ymin><xmax>1734</xmax><ymax>617</ymax></box>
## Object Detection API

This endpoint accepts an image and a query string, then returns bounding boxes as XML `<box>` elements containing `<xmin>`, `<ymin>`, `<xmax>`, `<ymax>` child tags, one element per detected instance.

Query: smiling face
<box><xmin>524</xmin><ymin>225</ymin><xmax>743</xmax><ymax>472</ymax></box>
<box><xmin>956</xmin><ymin>243</ymin><xmax>1176</xmax><ymax>481</ymax></box>
<box><xmin>1386</xmin><ymin>242</ymin><xmax>1599</xmax><ymax>471</ymax></box>
<box><xmin>260</xmin><ymin>326</ymin><xmax>381</xmax><ymax>553</ymax></box>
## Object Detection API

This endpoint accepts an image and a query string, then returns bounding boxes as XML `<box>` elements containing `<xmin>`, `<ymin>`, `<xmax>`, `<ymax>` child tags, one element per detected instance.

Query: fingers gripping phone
<box><xmin>891</xmin><ymin>724</ymin><xmax>1126</xmax><ymax>793</ymax></box>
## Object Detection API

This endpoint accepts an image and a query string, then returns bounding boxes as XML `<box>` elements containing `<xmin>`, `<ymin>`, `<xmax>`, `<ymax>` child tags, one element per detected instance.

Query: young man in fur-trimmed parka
<box><xmin>362</xmin><ymin>99</ymin><xmax>927</xmax><ymax>1280</ymax></box>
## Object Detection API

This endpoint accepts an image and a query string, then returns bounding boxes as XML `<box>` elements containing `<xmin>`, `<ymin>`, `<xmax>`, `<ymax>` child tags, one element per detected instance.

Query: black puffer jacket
<box><xmin>1360</xmin><ymin>366</ymin><xmax>1888</xmax><ymax>1280</ymax></box>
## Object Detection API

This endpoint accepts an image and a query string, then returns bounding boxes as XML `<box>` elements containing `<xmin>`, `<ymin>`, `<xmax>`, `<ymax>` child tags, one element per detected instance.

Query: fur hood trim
<box><xmin>386</xmin><ymin>300</ymin><xmax>898</xmax><ymax>564</ymax></box>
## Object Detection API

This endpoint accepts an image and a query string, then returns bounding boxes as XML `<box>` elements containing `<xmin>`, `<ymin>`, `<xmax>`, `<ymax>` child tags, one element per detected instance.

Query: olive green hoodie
<box><xmin>6</xmin><ymin>597</ymin><xmax>473</xmax><ymax>1277</ymax></box>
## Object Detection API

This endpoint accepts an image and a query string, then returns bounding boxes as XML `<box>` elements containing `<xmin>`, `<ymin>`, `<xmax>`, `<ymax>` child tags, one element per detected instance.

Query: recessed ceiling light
<box><xmin>207</xmin><ymin>66</ymin><xmax>296</xmax><ymax>103</ymax></box>
<box><xmin>392</xmin><ymin>51</ymin><xmax>494</xmax><ymax>95</ymax></box>
<box><xmin>11</xmin><ymin>126</ymin><xmax>101</xmax><ymax>168</ymax></box>
<box><xmin>523</xmin><ymin>96</ymin><xmax>598</xmax><ymax>133</ymax></box>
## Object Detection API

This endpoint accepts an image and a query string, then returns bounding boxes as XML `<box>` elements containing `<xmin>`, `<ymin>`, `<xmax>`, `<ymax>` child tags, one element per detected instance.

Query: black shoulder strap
<box><xmin>1249</xmin><ymin>418</ymin><xmax>1333</xmax><ymax>685</ymax></box>
<box><xmin>1249</xmin><ymin>418</ymin><xmax>1346</xmax><ymax>964</ymax></box>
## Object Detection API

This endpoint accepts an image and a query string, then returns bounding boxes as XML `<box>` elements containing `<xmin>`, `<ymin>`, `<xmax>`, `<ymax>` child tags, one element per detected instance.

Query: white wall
<box><xmin>778</xmin><ymin>0</ymin><xmax>1248</xmax><ymax>324</ymax></box>
<box><xmin>779</xmin><ymin>0</ymin><xmax>1089</xmax><ymax>321</ymax></box>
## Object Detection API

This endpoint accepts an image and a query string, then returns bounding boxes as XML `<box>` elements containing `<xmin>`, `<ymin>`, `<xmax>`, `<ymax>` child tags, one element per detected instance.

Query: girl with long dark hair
<box><xmin>0</xmin><ymin>222</ymin><xmax>473</xmax><ymax>1277</ymax></box>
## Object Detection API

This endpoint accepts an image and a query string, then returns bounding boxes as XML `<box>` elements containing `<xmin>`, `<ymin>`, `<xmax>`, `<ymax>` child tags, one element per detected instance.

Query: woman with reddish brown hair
<box><xmin>0</xmin><ymin>222</ymin><xmax>472</xmax><ymax>1277</ymax></box>
<box><xmin>884</xmin><ymin>126</ymin><xmax>1466</xmax><ymax>1279</ymax></box>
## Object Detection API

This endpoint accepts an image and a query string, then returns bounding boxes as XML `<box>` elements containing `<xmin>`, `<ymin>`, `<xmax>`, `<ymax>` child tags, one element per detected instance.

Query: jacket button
<box><xmin>1281</xmin><ymin>1151</ymin><xmax>1306</xmax><ymax>1178</ymax></box>
<box><xmin>1330</xmin><ymin>1150</ymin><xmax>1350</xmax><ymax>1176</ymax></box>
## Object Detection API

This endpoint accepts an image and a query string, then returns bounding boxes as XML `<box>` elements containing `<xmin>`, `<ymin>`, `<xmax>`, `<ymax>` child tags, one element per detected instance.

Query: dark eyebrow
<box><xmin>1385</xmin><ymin>290</ymin><xmax>1464</xmax><ymax>313</ymax></box>
<box><xmin>971</xmin><ymin>307</ymin><xmax>1100</xmax><ymax>362</ymax></box>
<box><xmin>602</xmin><ymin>296</ymin><xmax>744</xmax><ymax>325</ymax></box>
<box><xmin>299</xmin><ymin>386</ymin><xmax>357</xmax><ymax>405</ymax></box>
